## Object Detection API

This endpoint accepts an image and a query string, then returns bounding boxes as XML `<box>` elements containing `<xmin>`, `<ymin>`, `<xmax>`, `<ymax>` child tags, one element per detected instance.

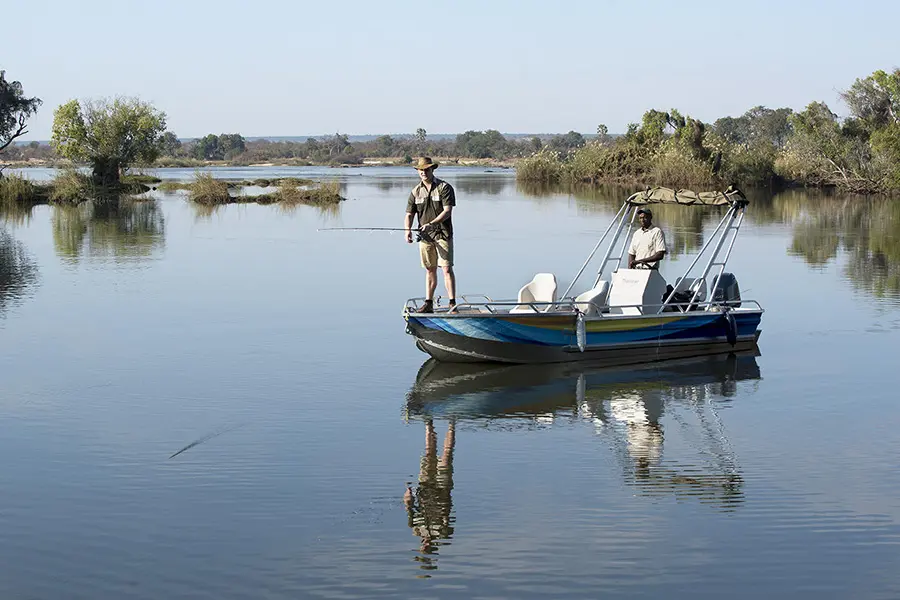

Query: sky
<box><xmin>6</xmin><ymin>0</ymin><xmax>900</xmax><ymax>139</ymax></box>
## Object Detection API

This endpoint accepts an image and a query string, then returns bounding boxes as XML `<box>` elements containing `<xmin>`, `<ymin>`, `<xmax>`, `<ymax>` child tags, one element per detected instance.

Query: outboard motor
<box><xmin>712</xmin><ymin>272</ymin><xmax>741</xmax><ymax>307</ymax></box>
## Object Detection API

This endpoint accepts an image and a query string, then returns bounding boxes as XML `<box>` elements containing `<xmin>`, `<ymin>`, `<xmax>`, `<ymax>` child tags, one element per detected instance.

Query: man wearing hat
<box><xmin>627</xmin><ymin>208</ymin><xmax>667</xmax><ymax>269</ymax></box>
<box><xmin>404</xmin><ymin>157</ymin><xmax>457</xmax><ymax>313</ymax></box>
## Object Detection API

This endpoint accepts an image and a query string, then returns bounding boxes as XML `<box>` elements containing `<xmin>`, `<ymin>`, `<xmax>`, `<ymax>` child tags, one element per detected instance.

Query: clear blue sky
<box><xmin>7</xmin><ymin>0</ymin><xmax>900</xmax><ymax>139</ymax></box>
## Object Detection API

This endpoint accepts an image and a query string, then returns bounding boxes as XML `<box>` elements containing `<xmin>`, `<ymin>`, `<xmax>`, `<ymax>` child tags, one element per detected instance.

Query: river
<box><xmin>2</xmin><ymin>167</ymin><xmax>900</xmax><ymax>599</ymax></box>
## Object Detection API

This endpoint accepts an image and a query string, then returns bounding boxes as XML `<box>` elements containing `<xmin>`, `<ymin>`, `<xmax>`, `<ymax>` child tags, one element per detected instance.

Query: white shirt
<box><xmin>628</xmin><ymin>226</ymin><xmax>667</xmax><ymax>269</ymax></box>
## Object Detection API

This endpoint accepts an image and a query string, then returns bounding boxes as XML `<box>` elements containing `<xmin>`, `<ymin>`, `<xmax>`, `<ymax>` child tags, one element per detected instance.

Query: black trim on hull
<box><xmin>409</xmin><ymin>323</ymin><xmax>762</xmax><ymax>364</ymax></box>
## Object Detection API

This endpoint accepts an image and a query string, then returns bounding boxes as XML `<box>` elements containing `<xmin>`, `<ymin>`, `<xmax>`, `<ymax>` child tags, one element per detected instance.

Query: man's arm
<box><xmin>404</xmin><ymin>192</ymin><xmax>416</xmax><ymax>243</ymax></box>
<box><xmin>404</xmin><ymin>212</ymin><xmax>415</xmax><ymax>243</ymax></box>
<box><xmin>634</xmin><ymin>250</ymin><xmax>666</xmax><ymax>266</ymax></box>
<box><xmin>423</xmin><ymin>205</ymin><xmax>453</xmax><ymax>229</ymax></box>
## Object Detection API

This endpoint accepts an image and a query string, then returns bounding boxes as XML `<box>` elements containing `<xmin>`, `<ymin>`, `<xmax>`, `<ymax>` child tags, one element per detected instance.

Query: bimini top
<box><xmin>626</xmin><ymin>186</ymin><xmax>747</xmax><ymax>207</ymax></box>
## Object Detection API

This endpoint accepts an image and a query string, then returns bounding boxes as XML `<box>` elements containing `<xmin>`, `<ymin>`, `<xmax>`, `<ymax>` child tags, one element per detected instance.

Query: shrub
<box><xmin>0</xmin><ymin>173</ymin><xmax>38</xmax><ymax>204</ymax></box>
<box><xmin>49</xmin><ymin>169</ymin><xmax>94</xmax><ymax>204</ymax></box>
<box><xmin>188</xmin><ymin>172</ymin><xmax>231</xmax><ymax>204</ymax></box>
<box><xmin>516</xmin><ymin>150</ymin><xmax>564</xmax><ymax>183</ymax></box>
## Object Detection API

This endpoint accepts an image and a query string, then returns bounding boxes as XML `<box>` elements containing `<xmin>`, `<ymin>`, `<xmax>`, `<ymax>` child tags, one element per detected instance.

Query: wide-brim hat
<box><xmin>413</xmin><ymin>156</ymin><xmax>439</xmax><ymax>171</ymax></box>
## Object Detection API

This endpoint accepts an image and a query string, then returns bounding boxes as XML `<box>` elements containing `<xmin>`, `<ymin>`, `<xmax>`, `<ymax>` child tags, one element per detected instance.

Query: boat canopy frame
<box><xmin>560</xmin><ymin>186</ymin><xmax>749</xmax><ymax>314</ymax></box>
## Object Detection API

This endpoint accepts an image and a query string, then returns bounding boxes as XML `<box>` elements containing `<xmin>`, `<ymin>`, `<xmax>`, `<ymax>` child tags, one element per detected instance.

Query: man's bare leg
<box><xmin>442</xmin><ymin>266</ymin><xmax>456</xmax><ymax>302</ymax></box>
<box><xmin>425</xmin><ymin>267</ymin><xmax>437</xmax><ymax>300</ymax></box>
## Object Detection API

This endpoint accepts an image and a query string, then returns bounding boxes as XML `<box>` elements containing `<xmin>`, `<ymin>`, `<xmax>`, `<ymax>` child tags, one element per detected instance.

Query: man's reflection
<box><xmin>404</xmin><ymin>418</ymin><xmax>455</xmax><ymax>571</ymax></box>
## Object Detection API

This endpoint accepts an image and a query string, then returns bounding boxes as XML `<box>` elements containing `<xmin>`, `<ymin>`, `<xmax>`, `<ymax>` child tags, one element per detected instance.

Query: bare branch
<box><xmin>0</xmin><ymin>121</ymin><xmax>27</xmax><ymax>154</ymax></box>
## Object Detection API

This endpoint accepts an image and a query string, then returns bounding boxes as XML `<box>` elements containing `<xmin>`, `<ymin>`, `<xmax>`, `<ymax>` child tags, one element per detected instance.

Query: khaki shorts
<box><xmin>419</xmin><ymin>238</ymin><xmax>454</xmax><ymax>268</ymax></box>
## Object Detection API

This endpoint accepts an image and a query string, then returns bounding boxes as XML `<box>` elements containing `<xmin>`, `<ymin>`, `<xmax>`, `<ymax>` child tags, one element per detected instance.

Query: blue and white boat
<box><xmin>403</xmin><ymin>186</ymin><xmax>763</xmax><ymax>364</ymax></box>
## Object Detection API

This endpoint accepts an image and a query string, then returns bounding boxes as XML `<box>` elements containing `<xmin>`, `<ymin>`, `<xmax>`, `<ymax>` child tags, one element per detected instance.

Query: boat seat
<box><xmin>574</xmin><ymin>281</ymin><xmax>610</xmax><ymax>316</ymax></box>
<box><xmin>510</xmin><ymin>273</ymin><xmax>557</xmax><ymax>313</ymax></box>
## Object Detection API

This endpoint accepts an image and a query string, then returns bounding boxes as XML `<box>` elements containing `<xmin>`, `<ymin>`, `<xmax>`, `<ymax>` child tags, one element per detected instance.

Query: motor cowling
<box><xmin>712</xmin><ymin>273</ymin><xmax>741</xmax><ymax>307</ymax></box>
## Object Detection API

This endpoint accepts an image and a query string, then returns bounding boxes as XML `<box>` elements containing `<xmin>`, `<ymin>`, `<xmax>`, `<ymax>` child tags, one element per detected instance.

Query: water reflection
<box><xmin>0</xmin><ymin>228</ymin><xmax>39</xmax><ymax>317</ymax></box>
<box><xmin>773</xmin><ymin>192</ymin><xmax>900</xmax><ymax>299</ymax></box>
<box><xmin>403</xmin><ymin>418</ymin><xmax>455</xmax><ymax>575</ymax></box>
<box><xmin>370</xmin><ymin>174</ymin><xmax>512</xmax><ymax>196</ymax></box>
<box><xmin>519</xmin><ymin>181</ymin><xmax>720</xmax><ymax>257</ymax></box>
<box><xmin>405</xmin><ymin>352</ymin><xmax>761</xmax><ymax>530</ymax></box>
<box><xmin>0</xmin><ymin>201</ymin><xmax>38</xmax><ymax>226</ymax></box>
<box><xmin>51</xmin><ymin>198</ymin><xmax>165</xmax><ymax>263</ymax></box>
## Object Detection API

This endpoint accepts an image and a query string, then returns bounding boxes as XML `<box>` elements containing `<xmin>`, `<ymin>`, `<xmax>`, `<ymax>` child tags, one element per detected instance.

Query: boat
<box><xmin>403</xmin><ymin>186</ymin><xmax>764</xmax><ymax>364</ymax></box>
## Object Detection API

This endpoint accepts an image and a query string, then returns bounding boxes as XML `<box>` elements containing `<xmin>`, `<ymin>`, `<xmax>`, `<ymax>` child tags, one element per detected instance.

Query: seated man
<box><xmin>628</xmin><ymin>208</ymin><xmax>667</xmax><ymax>269</ymax></box>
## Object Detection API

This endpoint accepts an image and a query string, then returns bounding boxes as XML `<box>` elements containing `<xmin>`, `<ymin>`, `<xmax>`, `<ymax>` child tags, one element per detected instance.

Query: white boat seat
<box><xmin>574</xmin><ymin>281</ymin><xmax>610</xmax><ymax>316</ymax></box>
<box><xmin>510</xmin><ymin>273</ymin><xmax>557</xmax><ymax>313</ymax></box>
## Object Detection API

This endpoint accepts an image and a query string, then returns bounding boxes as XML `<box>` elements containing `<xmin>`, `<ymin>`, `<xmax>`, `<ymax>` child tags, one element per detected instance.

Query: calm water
<box><xmin>2</xmin><ymin>167</ymin><xmax>900</xmax><ymax>599</ymax></box>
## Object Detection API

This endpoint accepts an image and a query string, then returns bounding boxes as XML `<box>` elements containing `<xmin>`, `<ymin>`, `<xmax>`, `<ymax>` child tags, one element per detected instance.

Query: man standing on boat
<box><xmin>628</xmin><ymin>208</ymin><xmax>667</xmax><ymax>269</ymax></box>
<box><xmin>404</xmin><ymin>157</ymin><xmax>457</xmax><ymax>313</ymax></box>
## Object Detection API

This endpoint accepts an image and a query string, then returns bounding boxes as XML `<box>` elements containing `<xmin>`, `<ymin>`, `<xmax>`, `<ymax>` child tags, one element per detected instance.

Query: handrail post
<box><xmin>562</xmin><ymin>201</ymin><xmax>629</xmax><ymax>299</ymax></box>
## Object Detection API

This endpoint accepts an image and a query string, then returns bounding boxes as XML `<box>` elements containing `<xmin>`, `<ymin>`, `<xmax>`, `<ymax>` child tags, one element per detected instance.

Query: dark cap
<box><xmin>637</xmin><ymin>208</ymin><xmax>653</xmax><ymax>217</ymax></box>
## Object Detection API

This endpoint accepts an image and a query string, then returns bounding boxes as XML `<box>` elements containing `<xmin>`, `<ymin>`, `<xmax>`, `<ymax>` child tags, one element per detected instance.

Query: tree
<box><xmin>714</xmin><ymin>106</ymin><xmax>793</xmax><ymax>148</ymax></box>
<box><xmin>0</xmin><ymin>70</ymin><xmax>42</xmax><ymax>154</ymax></box>
<box><xmin>51</xmin><ymin>97</ymin><xmax>167</xmax><ymax>186</ymax></box>
<box><xmin>193</xmin><ymin>134</ymin><xmax>221</xmax><ymax>160</ymax></box>
<box><xmin>374</xmin><ymin>134</ymin><xmax>395</xmax><ymax>155</ymax></box>
<box><xmin>595</xmin><ymin>124</ymin><xmax>610</xmax><ymax>144</ymax></box>
<box><xmin>415</xmin><ymin>128</ymin><xmax>427</xmax><ymax>145</ymax></box>
<box><xmin>159</xmin><ymin>131</ymin><xmax>181</xmax><ymax>156</ymax></box>
<box><xmin>217</xmin><ymin>133</ymin><xmax>245</xmax><ymax>159</ymax></box>
<box><xmin>455</xmin><ymin>129</ymin><xmax>510</xmax><ymax>158</ymax></box>
<box><xmin>841</xmin><ymin>69</ymin><xmax>900</xmax><ymax>132</ymax></box>
<box><xmin>547</xmin><ymin>130</ymin><xmax>585</xmax><ymax>152</ymax></box>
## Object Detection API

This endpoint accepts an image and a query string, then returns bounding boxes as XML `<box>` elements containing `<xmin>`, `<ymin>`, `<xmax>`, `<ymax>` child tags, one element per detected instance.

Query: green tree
<box><xmin>455</xmin><ymin>129</ymin><xmax>509</xmax><ymax>158</ymax></box>
<box><xmin>595</xmin><ymin>124</ymin><xmax>610</xmax><ymax>144</ymax></box>
<box><xmin>217</xmin><ymin>133</ymin><xmax>245</xmax><ymax>159</ymax></box>
<box><xmin>193</xmin><ymin>134</ymin><xmax>221</xmax><ymax>160</ymax></box>
<box><xmin>841</xmin><ymin>68</ymin><xmax>900</xmax><ymax>132</ymax></box>
<box><xmin>374</xmin><ymin>134</ymin><xmax>395</xmax><ymax>155</ymax></box>
<box><xmin>159</xmin><ymin>131</ymin><xmax>181</xmax><ymax>157</ymax></box>
<box><xmin>548</xmin><ymin>130</ymin><xmax>586</xmax><ymax>152</ymax></box>
<box><xmin>51</xmin><ymin>97</ymin><xmax>167</xmax><ymax>186</ymax></box>
<box><xmin>415</xmin><ymin>127</ymin><xmax>427</xmax><ymax>145</ymax></box>
<box><xmin>0</xmin><ymin>70</ymin><xmax>42</xmax><ymax>154</ymax></box>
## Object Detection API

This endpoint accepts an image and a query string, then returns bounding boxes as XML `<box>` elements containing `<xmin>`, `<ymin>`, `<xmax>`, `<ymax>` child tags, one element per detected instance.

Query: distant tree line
<box><xmin>4</xmin><ymin>126</ymin><xmax>590</xmax><ymax>168</ymax></box>
<box><xmin>519</xmin><ymin>68</ymin><xmax>900</xmax><ymax>194</ymax></box>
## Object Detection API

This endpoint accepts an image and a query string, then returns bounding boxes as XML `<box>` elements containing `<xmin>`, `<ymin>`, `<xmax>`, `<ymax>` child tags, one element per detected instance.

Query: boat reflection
<box><xmin>402</xmin><ymin>350</ymin><xmax>761</xmax><ymax>569</ymax></box>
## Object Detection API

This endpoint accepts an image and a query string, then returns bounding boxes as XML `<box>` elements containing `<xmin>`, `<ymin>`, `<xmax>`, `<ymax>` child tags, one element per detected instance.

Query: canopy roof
<box><xmin>626</xmin><ymin>186</ymin><xmax>746</xmax><ymax>207</ymax></box>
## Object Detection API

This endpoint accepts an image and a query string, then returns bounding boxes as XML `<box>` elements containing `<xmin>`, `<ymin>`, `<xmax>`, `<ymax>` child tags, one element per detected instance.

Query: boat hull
<box><xmin>405</xmin><ymin>310</ymin><xmax>763</xmax><ymax>364</ymax></box>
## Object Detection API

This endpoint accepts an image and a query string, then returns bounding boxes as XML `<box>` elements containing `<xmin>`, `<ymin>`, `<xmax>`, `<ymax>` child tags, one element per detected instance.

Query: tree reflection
<box><xmin>0</xmin><ymin>227</ymin><xmax>39</xmax><ymax>317</ymax></box>
<box><xmin>770</xmin><ymin>191</ymin><xmax>900</xmax><ymax>298</ymax></box>
<box><xmin>518</xmin><ymin>182</ymin><xmax>722</xmax><ymax>258</ymax></box>
<box><xmin>51</xmin><ymin>197</ymin><xmax>165</xmax><ymax>262</ymax></box>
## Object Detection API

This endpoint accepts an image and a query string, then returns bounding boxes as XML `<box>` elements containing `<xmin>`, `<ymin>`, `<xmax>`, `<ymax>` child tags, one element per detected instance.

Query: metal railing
<box><xmin>404</xmin><ymin>297</ymin><xmax>762</xmax><ymax>316</ymax></box>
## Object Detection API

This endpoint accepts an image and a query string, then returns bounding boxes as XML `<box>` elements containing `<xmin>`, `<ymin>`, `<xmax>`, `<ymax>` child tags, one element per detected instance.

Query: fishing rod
<box><xmin>317</xmin><ymin>227</ymin><xmax>422</xmax><ymax>232</ymax></box>
<box><xmin>317</xmin><ymin>226</ymin><xmax>435</xmax><ymax>241</ymax></box>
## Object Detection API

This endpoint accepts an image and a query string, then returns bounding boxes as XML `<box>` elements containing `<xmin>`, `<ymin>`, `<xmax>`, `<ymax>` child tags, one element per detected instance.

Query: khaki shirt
<box><xmin>629</xmin><ymin>226</ymin><xmax>667</xmax><ymax>269</ymax></box>
<box><xmin>406</xmin><ymin>177</ymin><xmax>456</xmax><ymax>240</ymax></box>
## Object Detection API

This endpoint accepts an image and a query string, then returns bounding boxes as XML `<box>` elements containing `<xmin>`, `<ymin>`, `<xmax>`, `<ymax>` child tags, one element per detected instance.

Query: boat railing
<box><xmin>404</xmin><ymin>297</ymin><xmax>762</xmax><ymax>316</ymax></box>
